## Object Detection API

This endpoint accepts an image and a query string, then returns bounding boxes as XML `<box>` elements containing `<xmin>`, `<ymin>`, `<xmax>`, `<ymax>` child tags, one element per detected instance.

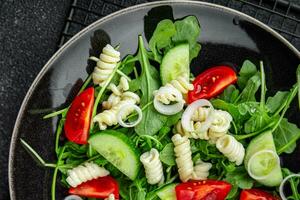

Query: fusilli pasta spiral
<box><xmin>94</xmin><ymin>92</ymin><xmax>140</xmax><ymax>130</ymax></box>
<box><xmin>174</xmin><ymin>120</ymin><xmax>209</xmax><ymax>140</ymax></box>
<box><xmin>172</xmin><ymin>134</ymin><xmax>194</xmax><ymax>182</ymax></box>
<box><xmin>66</xmin><ymin>162</ymin><xmax>109</xmax><ymax>187</ymax></box>
<box><xmin>208</xmin><ymin>110</ymin><xmax>232</xmax><ymax>143</ymax></box>
<box><xmin>216</xmin><ymin>135</ymin><xmax>245</xmax><ymax>165</ymax></box>
<box><xmin>102</xmin><ymin>76</ymin><xmax>129</xmax><ymax>109</ymax></box>
<box><xmin>169</xmin><ymin>76</ymin><xmax>194</xmax><ymax>94</ymax></box>
<box><xmin>91</xmin><ymin>44</ymin><xmax>120</xmax><ymax>86</ymax></box>
<box><xmin>191</xmin><ymin>159</ymin><xmax>212</xmax><ymax>180</ymax></box>
<box><xmin>140</xmin><ymin>148</ymin><xmax>164</xmax><ymax>185</ymax></box>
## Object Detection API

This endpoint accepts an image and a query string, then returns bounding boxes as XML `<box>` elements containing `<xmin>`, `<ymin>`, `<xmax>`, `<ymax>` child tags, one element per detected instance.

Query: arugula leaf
<box><xmin>149</xmin><ymin>19</ymin><xmax>176</xmax><ymax>63</ymax></box>
<box><xmin>159</xmin><ymin>143</ymin><xmax>176</xmax><ymax>166</ymax></box>
<box><xmin>237</xmin><ymin>73</ymin><xmax>261</xmax><ymax>103</ymax></box>
<box><xmin>266</xmin><ymin>91</ymin><xmax>289</xmax><ymax>114</ymax></box>
<box><xmin>244</xmin><ymin>110</ymin><xmax>272</xmax><ymax>134</ymax></box>
<box><xmin>172</xmin><ymin>16</ymin><xmax>201</xmax><ymax>61</ymax></box>
<box><xmin>238</xmin><ymin>60</ymin><xmax>258</xmax><ymax>89</ymax></box>
<box><xmin>135</xmin><ymin>36</ymin><xmax>168</xmax><ymax>135</ymax></box>
<box><xmin>225</xmin><ymin>167</ymin><xmax>254</xmax><ymax>199</ymax></box>
<box><xmin>218</xmin><ymin>84</ymin><xmax>240</xmax><ymax>103</ymax></box>
<box><xmin>273</xmin><ymin>118</ymin><xmax>300</xmax><ymax>154</ymax></box>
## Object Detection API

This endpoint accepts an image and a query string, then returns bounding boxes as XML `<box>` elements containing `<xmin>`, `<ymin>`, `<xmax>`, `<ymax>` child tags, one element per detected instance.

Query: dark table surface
<box><xmin>1</xmin><ymin>0</ymin><xmax>300</xmax><ymax>200</ymax></box>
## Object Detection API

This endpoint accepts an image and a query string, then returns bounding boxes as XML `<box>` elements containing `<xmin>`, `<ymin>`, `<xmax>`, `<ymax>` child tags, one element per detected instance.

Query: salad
<box><xmin>22</xmin><ymin>16</ymin><xmax>300</xmax><ymax>200</ymax></box>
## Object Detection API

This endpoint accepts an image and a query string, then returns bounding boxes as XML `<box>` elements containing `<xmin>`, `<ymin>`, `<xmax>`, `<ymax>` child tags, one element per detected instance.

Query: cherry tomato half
<box><xmin>240</xmin><ymin>189</ymin><xmax>280</xmax><ymax>200</ymax></box>
<box><xmin>175</xmin><ymin>180</ymin><xmax>232</xmax><ymax>200</ymax></box>
<box><xmin>64</xmin><ymin>87</ymin><xmax>94</xmax><ymax>144</ymax></box>
<box><xmin>188</xmin><ymin>66</ymin><xmax>237</xmax><ymax>103</ymax></box>
<box><xmin>69</xmin><ymin>176</ymin><xmax>119</xmax><ymax>199</ymax></box>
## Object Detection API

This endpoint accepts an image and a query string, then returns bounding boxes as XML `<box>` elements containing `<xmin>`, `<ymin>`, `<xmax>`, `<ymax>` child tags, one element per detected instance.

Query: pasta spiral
<box><xmin>94</xmin><ymin>92</ymin><xmax>140</xmax><ymax>130</ymax></box>
<box><xmin>208</xmin><ymin>110</ymin><xmax>232</xmax><ymax>143</ymax></box>
<box><xmin>191</xmin><ymin>159</ymin><xmax>212</xmax><ymax>180</ymax></box>
<box><xmin>91</xmin><ymin>44</ymin><xmax>120</xmax><ymax>86</ymax></box>
<box><xmin>140</xmin><ymin>148</ymin><xmax>164</xmax><ymax>185</ymax></box>
<box><xmin>172</xmin><ymin>134</ymin><xmax>194</xmax><ymax>182</ymax></box>
<box><xmin>169</xmin><ymin>76</ymin><xmax>194</xmax><ymax>94</ymax></box>
<box><xmin>102</xmin><ymin>76</ymin><xmax>129</xmax><ymax>109</ymax></box>
<box><xmin>216</xmin><ymin>135</ymin><xmax>245</xmax><ymax>165</ymax></box>
<box><xmin>174</xmin><ymin>120</ymin><xmax>209</xmax><ymax>140</ymax></box>
<box><xmin>66</xmin><ymin>162</ymin><xmax>109</xmax><ymax>187</ymax></box>
<box><xmin>154</xmin><ymin>76</ymin><xmax>193</xmax><ymax>105</ymax></box>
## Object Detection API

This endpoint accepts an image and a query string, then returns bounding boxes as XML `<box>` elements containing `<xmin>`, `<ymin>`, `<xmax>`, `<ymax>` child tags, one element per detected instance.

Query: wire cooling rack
<box><xmin>59</xmin><ymin>0</ymin><xmax>300</xmax><ymax>50</ymax></box>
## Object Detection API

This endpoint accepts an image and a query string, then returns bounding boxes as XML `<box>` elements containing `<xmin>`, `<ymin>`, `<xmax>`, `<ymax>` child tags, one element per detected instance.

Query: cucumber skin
<box><xmin>160</xmin><ymin>44</ymin><xmax>190</xmax><ymax>85</ymax></box>
<box><xmin>156</xmin><ymin>183</ymin><xmax>177</xmax><ymax>200</ymax></box>
<box><xmin>88</xmin><ymin>130</ymin><xmax>141</xmax><ymax>180</ymax></box>
<box><xmin>244</xmin><ymin>131</ymin><xmax>283</xmax><ymax>187</ymax></box>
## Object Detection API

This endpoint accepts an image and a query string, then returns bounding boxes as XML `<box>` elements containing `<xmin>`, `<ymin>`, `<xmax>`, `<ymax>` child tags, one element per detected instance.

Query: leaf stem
<box><xmin>260</xmin><ymin>61</ymin><xmax>266</xmax><ymax>110</ymax></box>
<box><xmin>117</xmin><ymin>69</ymin><xmax>132</xmax><ymax>81</ymax></box>
<box><xmin>297</xmin><ymin>64</ymin><xmax>300</xmax><ymax>110</ymax></box>
<box><xmin>91</xmin><ymin>62</ymin><xmax>121</xmax><ymax>130</ymax></box>
<box><xmin>51</xmin><ymin>146</ymin><xmax>66</xmax><ymax>200</ymax></box>
<box><xmin>235</xmin><ymin>120</ymin><xmax>277</xmax><ymax>140</ymax></box>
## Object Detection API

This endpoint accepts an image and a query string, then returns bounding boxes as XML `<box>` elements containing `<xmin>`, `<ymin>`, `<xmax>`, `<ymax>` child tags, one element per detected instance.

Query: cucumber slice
<box><xmin>160</xmin><ymin>44</ymin><xmax>190</xmax><ymax>85</ymax></box>
<box><xmin>156</xmin><ymin>183</ymin><xmax>177</xmax><ymax>200</ymax></box>
<box><xmin>244</xmin><ymin>131</ymin><xmax>283</xmax><ymax>186</ymax></box>
<box><xmin>88</xmin><ymin>130</ymin><xmax>141</xmax><ymax>180</ymax></box>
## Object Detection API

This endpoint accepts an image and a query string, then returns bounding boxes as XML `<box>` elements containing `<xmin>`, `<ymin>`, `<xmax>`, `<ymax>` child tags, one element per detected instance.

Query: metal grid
<box><xmin>59</xmin><ymin>0</ymin><xmax>300</xmax><ymax>50</ymax></box>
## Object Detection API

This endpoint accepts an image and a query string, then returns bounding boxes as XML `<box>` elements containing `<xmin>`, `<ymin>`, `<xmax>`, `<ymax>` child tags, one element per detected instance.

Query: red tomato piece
<box><xmin>175</xmin><ymin>180</ymin><xmax>232</xmax><ymax>200</ymax></box>
<box><xmin>240</xmin><ymin>189</ymin><xmax>280</xmax><ymax>200</ymax></box>
<box><xmin>69</xmin><ymin>176</ymin><xmax>119</xmax><ymax>199</ymax></box>
<box><xmin>64</xmin><ymin>87</ymin><xmax>94</xmax><ymax>144</ymax></box>
<box><xmin>188</xmin><ymin>66</ymin><xmax>237</xmax><ymax>103</ymax></box>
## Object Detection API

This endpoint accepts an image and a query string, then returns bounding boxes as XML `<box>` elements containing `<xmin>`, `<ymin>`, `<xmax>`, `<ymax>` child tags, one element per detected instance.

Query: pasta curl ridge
<box><xmin>66</xmin><ymin>162</ymin><xmax>109</xmax><ymax>187</ymax></box>
<box><xmin>140</xmin><ymin>148</ymin><xmax>164</xmax><ymax>185</ymax></box>
<box><xmin>91</xmin><ymin>44</ymin><xmax>120</xmax><ymax>86</ymax></box>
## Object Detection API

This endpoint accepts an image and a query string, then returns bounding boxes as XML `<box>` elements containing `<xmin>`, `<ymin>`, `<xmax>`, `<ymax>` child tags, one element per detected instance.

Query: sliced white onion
<box><xmin>247</xmin><ymin>150</ymin><xmax>280</xmax><ymax>180</ymax></box>
<box><xmin>64</xmin><ymin>195</ymin><xmax>83</xmax><ymax>200</ymax></box>
<box><xmin>279</xmin><ymin>174</ymin><xmax>300</xmax><ymax>200</ymax></box>
<box><xmin>117</xmin><ymin>103</ymin><xmax>142</xmax><ymax>127</ymax></box>
<box><xmin>154</xmin><ymin>98</ymin><xmax>184</xmax><ymax>115</ymax></box>
<box><xmin>153</xmin><ymin>85</ymin><xmax>185</xmax><ymax>115</ymax></box>
<box><xmin>181</xmin><ymin>99</ymin><xmax>214</xmax><ymax>132</ymax></box>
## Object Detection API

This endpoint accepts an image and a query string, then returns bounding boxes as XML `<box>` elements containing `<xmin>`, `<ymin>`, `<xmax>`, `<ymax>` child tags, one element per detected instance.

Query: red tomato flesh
<box><xmin>240</xmin><ymin>189</ymin><xmax>279</xmax><ymax>200</ymax></box>
<box><xmin>64</xmin><ymin>87</ymin><xmax>94</xmax><ymax>144</ymax></box>
<box><xmin>188</xmin><ymin>66</ymin><xmax>237</xmax><ymax>103</ymax></box>
<box><xmin>69</xmin><ymin>176</ymin><xmax>119</xmax><ymax>199</ymax></box>
<box><xmin>175</xmin><ymin>180</ymin><xmax>232</xmax><ymax>200</ymax></box>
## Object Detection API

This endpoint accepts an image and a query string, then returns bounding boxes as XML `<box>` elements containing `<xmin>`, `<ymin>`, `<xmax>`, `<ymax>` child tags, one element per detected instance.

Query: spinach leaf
<box><xmin>238</xmin><ymin>60</ymin><xmax>258</xmax><ymax>89</ymax></box>
<box><xmin>237</xmin><ymin>73</ymin><xmax>261</xmax><ymax>103</ymax></box>
<box><xmin>149</xmin><ymin>19</ymin><xmax>176</xmax><ymax>63</ymax></box>
<box><xmin>135</xmin><ymin>36</ymin><xmax>168</xmax><ymax>135</ymax></box>
<box><xmin>148</xmin><ymin>16</ymin><xmax>201</xmax><ymax>63</ymax></box>
<box><xmin>159</xmin><ymin>143</ymin><xmax>176</xmax><ymax>166</ymax></box>
<box><xmin>266</xmin><ymin>91</ymin><xmax>289</xmax><ymax>114</ymax></box>
<box><xmin>273</xmin><ymin>118</ymin><xmax>300</xmax><ymax>154</ymax></box>
<box><xmin>172</xmin><ymin>16</ymin><xmax>201</xmax><ymax>61</ymax></box>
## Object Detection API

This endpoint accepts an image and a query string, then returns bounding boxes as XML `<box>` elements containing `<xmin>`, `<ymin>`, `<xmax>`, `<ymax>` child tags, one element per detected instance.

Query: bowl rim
<box><xmin>8</xmin><ymin>1</ymin><xmax>300</xmax><ymax>199</ymax></box>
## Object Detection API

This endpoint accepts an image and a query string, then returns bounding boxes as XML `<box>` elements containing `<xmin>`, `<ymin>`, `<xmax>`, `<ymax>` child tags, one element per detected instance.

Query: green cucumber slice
<box><xmin>160</xmin><ymin>44</ymin><xmax>190</xmax><ymax>85</ymax></box>
<box><xmin>88</xmin><ymin>130</ymin><xmax>140</xmax><ymax>180</ymax></box>
<box><xmin>244</xmin><ymin>131</ymin><xmax>283</xmax><ymax>186</ymax></box>
<box><xmin>156</xmin><ymin>183</ymin><xmax>177</xmax><ymax>200</ymax></box>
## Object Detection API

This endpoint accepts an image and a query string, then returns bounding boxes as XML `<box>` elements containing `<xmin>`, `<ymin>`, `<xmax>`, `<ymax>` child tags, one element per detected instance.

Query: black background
<box><xmin>1</xmin><ymin>0</ymin><xmax>300</xmax><ymax>199</ymax></box>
